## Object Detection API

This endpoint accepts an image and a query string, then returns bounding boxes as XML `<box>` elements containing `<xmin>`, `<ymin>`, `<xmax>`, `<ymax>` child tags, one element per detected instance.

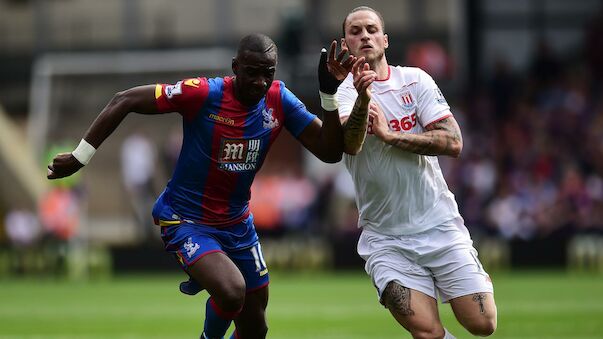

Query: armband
<box><xmin>72</xmin><ymin>139</ymin><xmax>96</xmax><ymax>165</ymax></box>
<box><xmin>319</xmin><ymin>91</ymin><xmax>339</xmax><ymax>111</ymax></box>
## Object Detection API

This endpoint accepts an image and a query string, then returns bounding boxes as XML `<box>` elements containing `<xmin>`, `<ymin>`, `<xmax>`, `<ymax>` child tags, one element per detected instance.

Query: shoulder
<box><xmin>389</xmin><ymin>66</ymin><xmax>433</xmax><ymax>85</ymax></box>
<box><xmin>270</xmin><ymin>80</ymin><xmax>299</xmax><ymax>102</ymax></box>
<box><xmin>158</xmin><ymin>76</ymin><xmax>215</xmax><ymax>101</ymax></box>
<box><xmin>265</xmin><ymin>80</ymin><xmax>296</xmax><ymax>111</ymax></box>
<box><xmin>171</xmin><ymin>77</ymin><xmax>214</xmax><ymax>94</ymax></box>
<box><xmin>268</xmin><ymin>80</ymin><xmax>285</xmax><ymax>93</ymax></box>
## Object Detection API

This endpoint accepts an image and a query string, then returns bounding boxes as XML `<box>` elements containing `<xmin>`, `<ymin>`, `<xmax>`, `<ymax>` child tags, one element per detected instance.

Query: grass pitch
<box><xmin>0</xmin><ymin>270</ymin><xmax>601</xmax><ymax>338</ymax></box>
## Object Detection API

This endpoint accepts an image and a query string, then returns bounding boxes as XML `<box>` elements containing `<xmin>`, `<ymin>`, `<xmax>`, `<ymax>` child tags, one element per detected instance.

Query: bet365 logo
<box><xmin>219</xmin><ymin>139</ymin><xmax>261</xmax><ymax>172</ymax></box>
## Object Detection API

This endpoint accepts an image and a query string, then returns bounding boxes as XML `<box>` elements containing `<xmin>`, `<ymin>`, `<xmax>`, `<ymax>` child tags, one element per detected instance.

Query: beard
<box><xmin>363</xmin><ymin>49</ymin><xmax>385</xmax><ymax>70</ymax></box>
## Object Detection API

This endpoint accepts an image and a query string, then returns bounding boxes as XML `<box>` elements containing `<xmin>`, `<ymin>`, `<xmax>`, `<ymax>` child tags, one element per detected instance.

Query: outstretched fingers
<box><xmin>341</xmin><ymin>54</ymin><xmax>357</xmax><ymax>70</ymax></box>
<box><xmin>326</xmin><ymin>40</ymin><xmax>356</xmax><ymax>79</ymax></box>
<box><xmin>328</xmin><ymin>40</ymin><xmax>349</xmax><ymax>63</ymax></box>
<box><xmin>353</xmin><ymin>63</ymin><xmax>376</xmax><ymax>93</ymax></box>
<box><xmin>351</xmin><ymin>57</ymin><xmax>365</xmax><ymax>76</ymax></box>
<box><xmin>328</xmin><ymin>40</ymin><xmax>338</xmax><ymax>62</ymax></box>
<box><xmin>336</xmin><ymin>48</ymin><xmax>347</xmax><ymax>63</ymax></box>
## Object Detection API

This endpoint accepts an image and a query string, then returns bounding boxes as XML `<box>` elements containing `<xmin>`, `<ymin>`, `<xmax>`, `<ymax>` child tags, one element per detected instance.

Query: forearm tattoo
<box><xmin>389</xmin><ymin>117</ymin><xmax>462</xmax><ymax>156</ymax></box>
<box><xmin>343</xmin><ymin>96</ymin><xmax>369</xmax><ymax>152</ymax></box>
<box><xmin>473</xmin><ymin>293</ymin><xmax>486</xmax><ymax>314</ymax></box>
<box><xmin>383</xmin><ymin>282</ymin><xmax>415</xmax><ymax>316</ymax></box>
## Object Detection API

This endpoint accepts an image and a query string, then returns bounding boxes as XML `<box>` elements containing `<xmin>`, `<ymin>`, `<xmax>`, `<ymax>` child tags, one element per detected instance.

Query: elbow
<box><xmin>111</xmin><ymin>89</ymin><xmax>136</xmax><ymax>112</ymax></box>
<box><xmin>450</xmin><ymin>140</ymin><xmax>463</xmax><ymax>158</ymax></box>
<box><xmin>112</xmin><ymin>90</ymin><xmax>128</xmax><ymax>104</ymax></box>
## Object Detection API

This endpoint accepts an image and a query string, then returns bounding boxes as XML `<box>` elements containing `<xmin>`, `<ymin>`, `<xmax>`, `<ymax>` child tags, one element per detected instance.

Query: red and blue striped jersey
<box><xmin>153</xmin><ymin>76</ymin><xmax>315</xmax><ymax>227</ymax></box>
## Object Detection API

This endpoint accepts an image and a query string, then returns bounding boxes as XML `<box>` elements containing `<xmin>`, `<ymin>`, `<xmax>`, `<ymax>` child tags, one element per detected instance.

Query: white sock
<box><xmin>443</xmin><ymin>328</ymin><xmax>456</xmax><ymax>339</ymax></box>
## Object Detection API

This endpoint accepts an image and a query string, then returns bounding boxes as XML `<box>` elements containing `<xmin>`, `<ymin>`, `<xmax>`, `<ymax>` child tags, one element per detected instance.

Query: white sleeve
<box><xmin>416</xmin><ymin>69</ymin><xmax>452</xmax><ymax>127</ymax></box>
<box><xmin>335</xmin><ymin>77</ymin><xmax>358</xmax><ymax>119</ymax></box>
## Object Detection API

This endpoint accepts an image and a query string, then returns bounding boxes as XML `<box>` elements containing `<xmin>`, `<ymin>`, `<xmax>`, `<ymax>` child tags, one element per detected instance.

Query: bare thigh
<box><xmin>188</xmin><ymin>251</ymin><xmax>246</xmax><ymax>311</ymax></box>
<box><xmin>382</xmin><ymin>281</ymin><xmax>445</xmax><ymax>339</ymax></box>
<box><xmin>449</xmin><ymin>292</ymin><xmax>497</xmax><ymax>336</ymax></box>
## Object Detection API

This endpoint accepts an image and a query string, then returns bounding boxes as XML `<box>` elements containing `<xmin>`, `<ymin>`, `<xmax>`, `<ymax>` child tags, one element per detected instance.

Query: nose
<box><xmin>360</xmin><ymin>28</ymin><xmax>370</xmax><ymax>40</ymax></box>
<box><xmin>253</xmin><ymin>77</ymin><xmax>268</xmax><ymax>89</ymax></box>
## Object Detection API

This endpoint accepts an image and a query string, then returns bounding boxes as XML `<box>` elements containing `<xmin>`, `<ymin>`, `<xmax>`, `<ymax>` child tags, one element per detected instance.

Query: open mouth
<box><xmin>246</xmin><ymin>87</ymin><xmax>266</xmax><ymax>102</ymax></box>
<box><xmin>248</xmin><ymin>84</ymin><xmax>265</xmax><ymax>94</ymax></box>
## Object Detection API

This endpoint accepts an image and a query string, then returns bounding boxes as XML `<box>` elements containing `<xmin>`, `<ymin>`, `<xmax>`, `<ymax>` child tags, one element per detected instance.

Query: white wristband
<box><xmin>72</xmin><ymin>139</ymin><xmax>96</xmax><ymax>165</ymax></box>
<box><xmin>319</xmin><ymin>91</ymin><xmax>339</xmax><ymax>111</ymax></box>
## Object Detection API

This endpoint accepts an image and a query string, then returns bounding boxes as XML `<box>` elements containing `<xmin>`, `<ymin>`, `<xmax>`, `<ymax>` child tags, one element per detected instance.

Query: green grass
<box><xmin>0</xmin><ymin>271</ymin><xmax>602</xmax><ymax>338</ymax></box>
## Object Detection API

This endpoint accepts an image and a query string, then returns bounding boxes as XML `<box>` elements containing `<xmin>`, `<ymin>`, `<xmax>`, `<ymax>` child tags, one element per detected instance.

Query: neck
<box><xmin>370</xmin><ymin>57</ymin><xmax>389</xmax><ymax>80</ymax></box>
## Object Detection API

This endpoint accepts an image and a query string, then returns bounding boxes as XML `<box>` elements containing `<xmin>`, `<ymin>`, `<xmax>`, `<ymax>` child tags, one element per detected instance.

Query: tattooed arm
<box><xmin>369</xmin><ymin>102</ymin><xmax>463</xmax><ymax>157</ymax></box>
<box><xmin>340</xmin><ymin>60</ymin><xmax>376</xmax><ymax>155</ymax></box>
<box><xmin>341</xmin><ymin>92</ymin><xmax>370</xmax><ymax>155</ymax></box>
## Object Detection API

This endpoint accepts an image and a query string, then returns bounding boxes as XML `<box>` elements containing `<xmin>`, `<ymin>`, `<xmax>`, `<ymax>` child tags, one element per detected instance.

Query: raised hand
<box><xmin>318</xmin><ymin>40</ymin><xmax>357</xmax><ymax>94</ymax></box>
<box><xmin>352</xmin><ymin>58</ymin><xmax>377</xmax><ymax>99</ymax></box>
<box><xmin>368</xmin><ymin>102</ymin><xmax>390</xmax><ymax>141</ymax></box>
<box><xmin>47</xmin><ymin>153</ymin><xmax>84</xmax><ymax>179</ymax></box>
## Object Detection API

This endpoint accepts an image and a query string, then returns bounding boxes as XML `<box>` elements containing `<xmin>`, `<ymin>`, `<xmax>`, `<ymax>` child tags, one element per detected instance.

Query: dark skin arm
<box><xmin>297</xmin><ymin>41</ymin><xmax>358</xmax><ymax>163</ymax></box>
<box><xmin>296</xmin><ymin>114</ymin><xmax>343</xmax><ymax>163</ymax></box>
<box><xmin>47</xmin><ymin>85</ymin><xmax>161</xmax><ymax>179</ymax></box>
<box><xmin>369</xmin><ymin>102</ymin><xmax>463</xmax><ymax>157</ymax></box>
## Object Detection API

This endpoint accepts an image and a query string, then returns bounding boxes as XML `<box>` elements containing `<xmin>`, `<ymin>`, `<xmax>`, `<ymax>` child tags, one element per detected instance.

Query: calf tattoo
<box><xmin>473</xmin><ymin>293</ymin><xmax>486</xmax><ymax>314</ymax></box>
<box><xmin>384</xmin><ymin>282</ymin><xmax>415</xmax><ymax>316</ymax></box>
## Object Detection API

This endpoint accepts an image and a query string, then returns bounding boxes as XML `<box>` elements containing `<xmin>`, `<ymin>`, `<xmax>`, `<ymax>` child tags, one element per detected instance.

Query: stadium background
<box><xmin>0</xmin><ymin>0</ymin><xmax>602</xmax><ymax>338</ymax></box>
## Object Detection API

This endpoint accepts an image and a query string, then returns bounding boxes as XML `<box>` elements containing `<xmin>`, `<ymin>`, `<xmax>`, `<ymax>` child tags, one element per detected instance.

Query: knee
<box><xmin>466</xmin><ymin>317</ymin><xmax>497</xmax><ymax>337</ymax></box>
<box><xmin>215</xmin><ymin>280</ymin><xmax>246</xmax><ymax>312</ymax></box>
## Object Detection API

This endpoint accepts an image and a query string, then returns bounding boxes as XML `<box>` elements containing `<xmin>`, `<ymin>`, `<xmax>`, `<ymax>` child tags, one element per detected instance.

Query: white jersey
<box><xmin>336</xmin><ymin>66</ymin><xmax>461</xmax><ymax>235</ymax></box>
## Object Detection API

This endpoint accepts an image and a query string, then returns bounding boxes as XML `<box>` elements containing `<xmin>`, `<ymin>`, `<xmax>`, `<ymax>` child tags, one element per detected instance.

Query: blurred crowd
<box><xmin>446</xmin><ymin>30</ymin><xmax>603</xmax><ymax>240</ymax></box>
<box><xmin>3</xmin><ymin>11</ymin><xmax>603</xmax><ymax>256</ymax></box>
<box><xmin>249</xmin><ymin>17</ymin><xmax>603</xmax><ymax>242</ymax></box>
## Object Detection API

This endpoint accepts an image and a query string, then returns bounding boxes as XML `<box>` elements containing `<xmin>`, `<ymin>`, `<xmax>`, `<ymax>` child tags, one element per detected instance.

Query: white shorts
<box><xmin>357</xmin><ymin>217</ymin><xmax>493</xmax><ymax>303</ymax></box>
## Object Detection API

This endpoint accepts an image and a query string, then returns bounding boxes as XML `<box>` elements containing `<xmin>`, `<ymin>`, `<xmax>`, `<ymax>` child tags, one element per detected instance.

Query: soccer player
<box><xmin>330</xmin><ymin>6</ymin><xmax>498</xmax><ymax>338</ymax></box>
<box><xmin>47</xmin><ymin>33</ymin><xmax>356</xmax><ymax>339</ymax></box>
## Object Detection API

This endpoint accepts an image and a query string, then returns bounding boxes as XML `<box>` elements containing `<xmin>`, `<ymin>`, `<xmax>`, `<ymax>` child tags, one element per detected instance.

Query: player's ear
<box><xmin>384</xmin><ymin>34</ymin><xmax>389</xmax><ymax>49</ymax></box>
<box><xmin>232</xmin><ymin>57</ymin><xmax>239</xmax><ymax>75</ymax></box>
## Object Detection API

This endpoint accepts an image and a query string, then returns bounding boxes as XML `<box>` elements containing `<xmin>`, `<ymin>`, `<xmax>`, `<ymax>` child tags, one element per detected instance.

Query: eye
<box><xmin>246</xmin><ymin>68</ymin><xmax>260</xmax><ymax>77</ymax></box>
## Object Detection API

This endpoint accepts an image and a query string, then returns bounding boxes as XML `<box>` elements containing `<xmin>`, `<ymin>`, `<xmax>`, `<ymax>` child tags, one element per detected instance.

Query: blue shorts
<box><xmin>159</xmin><ymin>216</ymin><xmax>269</xmax><ymax>292</ymax></box>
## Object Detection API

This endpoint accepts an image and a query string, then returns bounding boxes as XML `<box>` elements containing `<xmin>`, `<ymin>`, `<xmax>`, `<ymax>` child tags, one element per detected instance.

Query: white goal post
<box><xmin>26</xmin><ymin>48</ymin><xmax>234</xmax><ymax>245</ymax></box>
<box><xmin>27</xmin><ymin>48</ymin><xmax>234</xmax><ymax>158</ymax></box>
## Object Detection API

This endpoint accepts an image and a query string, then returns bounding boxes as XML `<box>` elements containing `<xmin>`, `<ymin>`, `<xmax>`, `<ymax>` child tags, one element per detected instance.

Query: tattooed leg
<box><xmin>472</xmin><ymin>293</ymin><xmax>486</xmax><ymax>314</ymax></box>
<box><xmin>382</xmin><ymin>282</ymin><xmax>415</xmax><ymax>316</ymax></box>
<box><xmin>450</xmin><ymin>292</ymin><xmax>497</xmax><ymax>336</ymax></box>
<box><xmin>381</xmin><ymin>282</ymin><xmax>445</xmax><ymax>337</ymax></box>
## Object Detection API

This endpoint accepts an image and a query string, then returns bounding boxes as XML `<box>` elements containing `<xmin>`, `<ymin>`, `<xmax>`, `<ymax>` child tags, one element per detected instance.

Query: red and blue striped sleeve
<box><xmin>279</xmin><ymin>82</ymin><xmax>316</xmax><ymax>137</ymax></box>
<box><xmin>155</xmin><ymin>77</ymin><xmax>210</xmax><ymax>121</ymax></box>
